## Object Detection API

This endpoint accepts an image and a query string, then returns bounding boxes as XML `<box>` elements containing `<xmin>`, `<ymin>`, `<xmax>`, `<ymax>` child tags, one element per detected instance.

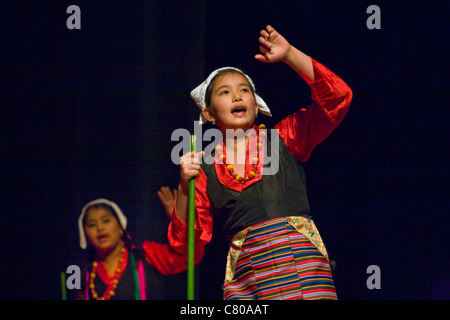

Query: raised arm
<box><xmin>256</xmin><ymin>25</ymin><xmax>352</xmax><ymax>162</ymax></box>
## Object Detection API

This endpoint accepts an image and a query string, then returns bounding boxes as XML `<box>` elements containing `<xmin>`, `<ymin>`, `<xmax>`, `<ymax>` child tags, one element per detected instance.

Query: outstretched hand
<box><xmin>255</xmin><ymin>25</ymin><xmax>291</xmax><ymax>64</ymax></box>
<box><xmin>157</xmin><ymin>186</ymin><xmax>177</xmax><ymax>219</ymax></box>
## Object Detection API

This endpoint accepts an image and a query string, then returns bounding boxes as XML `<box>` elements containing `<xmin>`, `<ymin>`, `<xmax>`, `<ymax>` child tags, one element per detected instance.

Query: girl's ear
<box><xmin>202</xmin><ymin>108</ymin><xmax>216</xmax><ymax>123</ymax></box>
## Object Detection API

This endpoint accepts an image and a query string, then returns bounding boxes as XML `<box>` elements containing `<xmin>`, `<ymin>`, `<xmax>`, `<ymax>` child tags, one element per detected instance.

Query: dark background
<box><xmin>1</xmin><ymin>1</ymin><xmax>448</xmax><ymax>300</ymax></box>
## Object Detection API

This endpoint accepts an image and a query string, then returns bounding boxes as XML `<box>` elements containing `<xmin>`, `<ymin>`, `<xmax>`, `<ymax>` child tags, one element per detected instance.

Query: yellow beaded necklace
<box><xmin>217</xmin><ymin>124</ymin><xmax>266</xmax><ymax>184</ymax></box>
<box><xmin>89</xmin><ymin>246</ymin><xmax>126</xmax><ymax>300</ymax></box>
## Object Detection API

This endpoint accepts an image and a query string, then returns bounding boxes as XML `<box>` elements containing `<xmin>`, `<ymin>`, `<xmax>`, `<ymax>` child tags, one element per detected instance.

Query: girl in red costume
<box><xmin>169</xmin><ymin>25</ymin><xmax>352</xmax><ymax>300</ymax></box>
<box><xmin>76</xmin><ymin>196</ymin><xmax>203</xmax><ymax>300</ymax></box>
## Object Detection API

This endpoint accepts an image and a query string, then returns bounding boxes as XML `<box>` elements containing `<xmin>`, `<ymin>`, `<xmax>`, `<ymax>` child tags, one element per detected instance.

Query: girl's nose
<box><xmin>233</xmin><ymin>93</ymin><xmax>242</xmax><ymax>102</ymax></box>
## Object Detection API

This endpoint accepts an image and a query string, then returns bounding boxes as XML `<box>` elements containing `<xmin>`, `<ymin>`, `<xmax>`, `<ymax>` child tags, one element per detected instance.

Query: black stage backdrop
<box><xmin>1</xmin><ymin>1</ymin><xmax>448</xmax><ymax>300</ymax></box>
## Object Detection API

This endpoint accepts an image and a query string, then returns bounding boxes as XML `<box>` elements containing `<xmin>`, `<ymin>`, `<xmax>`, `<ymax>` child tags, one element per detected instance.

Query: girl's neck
<box><xmin>224</xmin><ymin>131</ymin><xmax>249</xmax><ymax>164</ymax></box>
<box><xmin>223</xmin><ymin>124</ymin><xmax>259</xmax><ymax>162</ymax></box>
<box><xmin>97</xmin><ymin>241</ymin><xmax>125</xmax><ymax>276</ymax></box>
<box><xmin>220</xmin><ymin>124</ymin><xmax>256</xmax><ymax>175</ymax></box>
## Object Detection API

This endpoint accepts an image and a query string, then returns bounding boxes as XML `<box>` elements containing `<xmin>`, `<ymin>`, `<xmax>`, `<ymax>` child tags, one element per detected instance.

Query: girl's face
<box><xmin>207</xmin><ymin>73</ymin><xmax>258</xmax><ymax>131</ymax></box>
<box><xmin>84</xmin><ymin>207</ymin><xmax>123</xmax><ymax>255</ymax></box>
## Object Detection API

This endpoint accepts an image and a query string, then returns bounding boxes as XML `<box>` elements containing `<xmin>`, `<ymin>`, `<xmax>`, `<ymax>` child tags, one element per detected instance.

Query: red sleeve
<box><xmin>167</xmin><ymin>168</ymin><xmax>213</xmax><ymax>256</ymax></box>
<box><xmin>275</xmin><ymin>57</ymin><xmax>353</xmax><ymax>162</ymax></box>
<box><xmin>142</xmin><ymin>240</ymin><xmax>205</xmax><ymax>276</ymax></box>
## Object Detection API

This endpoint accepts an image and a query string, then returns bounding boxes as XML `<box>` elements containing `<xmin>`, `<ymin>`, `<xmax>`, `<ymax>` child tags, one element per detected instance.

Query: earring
<box><xmin>255</xmin><ymin>114</ymin><xmax>258</xmax><ymax>119</ymax></box>
<box><xmin>212</xmin><ymin>121</ymin><xmax>215</xmax><ymax>125</ymax></box>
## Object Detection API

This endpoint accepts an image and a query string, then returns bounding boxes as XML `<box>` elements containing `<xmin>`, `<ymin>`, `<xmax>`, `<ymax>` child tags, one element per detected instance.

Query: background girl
<box><xmin>76</xmin><ymin>197</ymin><xmax>203</xmax><ymax>300</ymax></box>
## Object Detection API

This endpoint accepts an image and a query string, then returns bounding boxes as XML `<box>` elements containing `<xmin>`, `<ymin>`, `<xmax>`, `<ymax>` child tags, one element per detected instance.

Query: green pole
<box><xmin>187</xmin><ymin>134</ymin><xmax>196</xmax><ymax>300</ymax></box>
<box><xmin>60</xmin><ymin>271</ymin><xmax>67</xmax><ymax>300</ymax></box>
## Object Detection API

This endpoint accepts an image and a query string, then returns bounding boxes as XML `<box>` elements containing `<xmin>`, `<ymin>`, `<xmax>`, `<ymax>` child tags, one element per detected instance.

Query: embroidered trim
<box><xmin>224</xmin><ymin>228</ymin><xmax>248</xmax><ymax>288</ymax></box>
<box><xmin>285</xmin><ymin>216</ymin><xmax>329</xmax><ymax>260</ymax></box>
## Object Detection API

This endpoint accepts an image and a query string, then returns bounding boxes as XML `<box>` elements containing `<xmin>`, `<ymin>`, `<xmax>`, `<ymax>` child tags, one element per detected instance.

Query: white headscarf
<box><xmin>190</xmin><ymin>67</ymin><xmax>272</xmax><ymax>124</ymax></box>
<box><xmin>78</xmin><ymin>198</ymin><xmax>127</xmax><ymax>249</ymax></box>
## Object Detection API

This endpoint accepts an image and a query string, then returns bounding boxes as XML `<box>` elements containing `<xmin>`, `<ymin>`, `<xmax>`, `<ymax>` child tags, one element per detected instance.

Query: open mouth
<box><xmin>231</xmin><ymin>106</ymin><xmax>247</xmax><ymax>115</ymax></box>
<box><xmin>97</xmin><ymin>234</ymin><xmax>109</xmax><ymax>242</ymax></box>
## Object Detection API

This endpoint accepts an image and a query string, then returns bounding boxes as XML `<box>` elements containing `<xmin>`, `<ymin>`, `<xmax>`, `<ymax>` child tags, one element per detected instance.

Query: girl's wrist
<box><xmin>178</xmin><ymin>179</ymin><xmax>189</xmax><ymax>195</ymax></box>
<box><xmin>281</xmin><ymin>44</ymin><xmax>293</xmax><ymax>64</ymax></box>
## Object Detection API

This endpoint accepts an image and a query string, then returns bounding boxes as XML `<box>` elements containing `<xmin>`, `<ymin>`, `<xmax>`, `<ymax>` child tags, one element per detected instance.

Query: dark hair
<box><xmin>204</xmin><ymin>68</ymin><xmax>256</xmax><ymax>109</ymax></box>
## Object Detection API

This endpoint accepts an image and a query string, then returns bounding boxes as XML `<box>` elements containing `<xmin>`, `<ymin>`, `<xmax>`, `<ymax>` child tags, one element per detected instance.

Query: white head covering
<box><xmin>190</xmin><ymin>67</ymin><xmax>272</xmax><ymax>124</ymax></box>
<box><xmin>78</xmin><ymin>198</ymin><xmax>127</xmax><ymax>249</ymax></box>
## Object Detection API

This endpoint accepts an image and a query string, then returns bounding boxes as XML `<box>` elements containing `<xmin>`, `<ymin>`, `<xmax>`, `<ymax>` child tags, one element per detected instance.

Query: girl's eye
<box><xmin>241</xmin><ymin>88</ymin><xmax>249</xmax><ymax>92</ymax></box>
<box><xmin>220</xmin><ymin>90</ymin><xmax>229</xmax><ymax>95</ymax></box>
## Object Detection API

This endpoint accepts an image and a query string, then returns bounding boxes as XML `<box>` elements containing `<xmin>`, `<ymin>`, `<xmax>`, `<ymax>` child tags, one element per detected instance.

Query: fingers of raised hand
<box><xmin>259</xmin><ymin>29</ymin><xmax>270</xmax><ymax>41</ymax></box>
<box><xmin>260</xmin><ymin>25</ymin><xmax>276</xmax><ymax>40</ymax></box>
<box><xmin>258</xmin><ymin>36</ymin><xmax>272</xmax><ymax>51</ymax></box>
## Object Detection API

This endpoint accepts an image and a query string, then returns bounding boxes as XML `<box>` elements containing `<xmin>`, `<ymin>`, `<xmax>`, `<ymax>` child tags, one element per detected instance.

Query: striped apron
<box><xmin>223</xmin><ymin>217</ymin><xmax>337</xmax><ymax>300</ymax></box>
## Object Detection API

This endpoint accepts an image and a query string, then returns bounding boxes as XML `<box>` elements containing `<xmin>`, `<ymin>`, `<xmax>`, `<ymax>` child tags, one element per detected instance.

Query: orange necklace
<box><xmin>89</xmin><ymin>246</ymin><xmax>126</xmax><ymax>300</ymax></box>
<box><xmin>217</xmin><ymin>124</ymin><xmax>265</xmax><ymax>184</ymax></box>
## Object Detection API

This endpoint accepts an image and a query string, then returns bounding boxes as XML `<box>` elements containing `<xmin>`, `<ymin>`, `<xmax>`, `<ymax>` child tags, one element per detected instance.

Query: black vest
<box><xmin>201</xmin><ymin>130</ymin><xmax>310</xmax><ymax>240</ymax></box>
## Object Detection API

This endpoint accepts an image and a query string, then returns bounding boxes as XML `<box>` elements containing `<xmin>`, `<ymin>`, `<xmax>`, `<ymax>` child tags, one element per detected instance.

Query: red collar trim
<box><xmin>214</xmin><ymin>125</ymin><xmax>266</xmax><ymax>192</ymax></box>
<box><xmin>95</xmin><ymin>248</ymin><xmax>128</xmax><ymax>284</ymax></box>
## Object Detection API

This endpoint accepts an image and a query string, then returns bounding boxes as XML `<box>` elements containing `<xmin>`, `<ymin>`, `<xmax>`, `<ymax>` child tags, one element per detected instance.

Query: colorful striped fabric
<box><xmin>223</xmin><ymin>217</ymin><xmax>337</xmax><ymax>300</ymax></box>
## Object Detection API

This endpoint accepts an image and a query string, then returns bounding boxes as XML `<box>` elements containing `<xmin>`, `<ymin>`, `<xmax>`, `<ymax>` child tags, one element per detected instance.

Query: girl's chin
<box><xmin>220</xmin><ymin>119</ymin><xmax>255</xmax><ymax>131</ymax></box>
<box><xmin>92</xmin><ymin>241</ymin><xmax>121</xmax><ymax>253</ymax></box>
<box><xmin>94</xmin><ymin>243</ymin><xmax>113</xmax><ymax>252</ymax></box>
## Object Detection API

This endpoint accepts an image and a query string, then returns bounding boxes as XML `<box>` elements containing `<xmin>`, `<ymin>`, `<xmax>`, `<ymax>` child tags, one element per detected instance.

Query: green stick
<box><xmin>60</xmin><ymin>271</ymin><xmax>67</xmax><ymax>300</ymax></box>
<box><xmin>187</xmin><ymin>134</ymin><xmax>196</xmax><ymax>300</ymax></box>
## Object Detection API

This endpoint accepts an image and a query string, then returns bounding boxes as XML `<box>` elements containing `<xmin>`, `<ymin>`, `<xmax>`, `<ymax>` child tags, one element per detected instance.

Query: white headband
<box><xmin>190</xmin><ymin>67</ymin><xmax>272</xmax><ymax>124</ymax></box>
<box><xmin>78</xmin><ymin>198</ymin><xmax>127</xmax><ymax>249</ymax></box>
